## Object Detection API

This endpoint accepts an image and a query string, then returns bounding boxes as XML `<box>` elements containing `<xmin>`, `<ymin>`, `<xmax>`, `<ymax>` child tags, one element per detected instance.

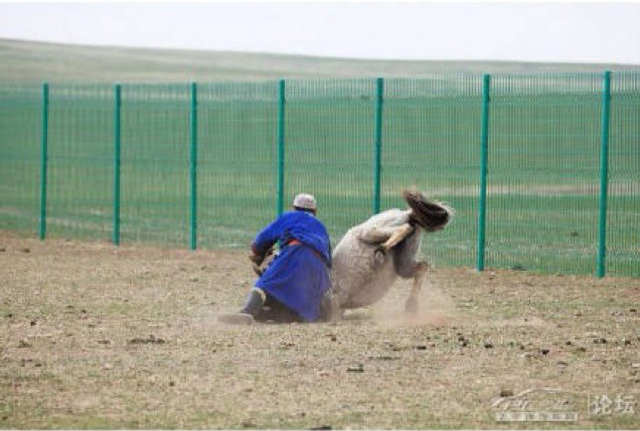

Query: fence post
<box><xmin>113</xmin><ymin>84</ymin><xmax>122</xmax><ymax>246</ymax></box>
<box><xmin>190</xmin><ymin>82</ymin><xmax>198</xmax><ymax>251</ymax></box>
<box><xmin>39</xmin><ymin>83</ymin><xmax>49</xmax><ymax>240</ymax></box>
<box><xmin>373</xmin><ymin>77</ymin><xmax>384</xmax><ymax>215</ymax></box>
<box><xmin>277</xmin><ymin>79</ymin><xmax>286</xmax><ymax>216</ymax></box>
<box><xmin>597</xmin><ymin>71</ymin><xmax>612</xmax><ymax>278</ymax></box>
<box><xmin>477</xmin><ymin>74</ymin><xmax>491</xmax><ymax>271</ymax></box>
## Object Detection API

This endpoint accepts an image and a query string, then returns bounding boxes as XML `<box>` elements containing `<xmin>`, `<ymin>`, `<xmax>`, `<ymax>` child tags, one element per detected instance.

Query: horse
<box><xmin>325</xmin><ymin>190</ymin><xmax>452</xmax><ymax>320</ymax></box>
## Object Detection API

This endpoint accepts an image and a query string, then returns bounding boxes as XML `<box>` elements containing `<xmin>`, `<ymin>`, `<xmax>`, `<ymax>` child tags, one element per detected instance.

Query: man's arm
<box><xmin>250</xmin><ymin>216</ymin><xmax>283</xmax><ymax>264</ymax></box>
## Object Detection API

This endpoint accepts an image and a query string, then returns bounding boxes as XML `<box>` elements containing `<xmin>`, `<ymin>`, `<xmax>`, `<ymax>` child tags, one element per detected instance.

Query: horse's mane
<box><xmin>403</xmin><ymin>190</ymin><xmax>453</xmax><ymax>232</ymax></box>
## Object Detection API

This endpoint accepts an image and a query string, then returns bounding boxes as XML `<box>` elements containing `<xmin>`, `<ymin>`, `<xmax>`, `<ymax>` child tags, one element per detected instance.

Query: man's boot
<box><xmin>218</xmin><ymin>288</ymin><xmax>266</xmax><ymax>325</ymax></box>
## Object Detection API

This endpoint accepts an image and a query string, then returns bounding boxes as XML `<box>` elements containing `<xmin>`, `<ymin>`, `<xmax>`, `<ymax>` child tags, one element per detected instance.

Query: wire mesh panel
<box><xmin>120</xmin><ymin>84</ymin><xmax>190</xmax><ymax>246</ymax></box>
<box><xmin>197</xmin><ymin>82</ymin><xmax>278</xmax><ymax>248</ymax></box>
<box><xmin>608</xmin><ymin>72</ymin><xmax>640</xmax><ymax>278</ymax></box>
<box><xmin>284</xmin><ymin>79</ymin><xmax>376</xmax><ymax>244</ymax></box>
<box><xmin>47</xmin><ymin>84</ymin><xmax>113</xmax><ymax>240</ymax></box>
<box><xmin>0</xmin><ymin>84</ymin><xmax>41</xmax><ymax>232</ymax></box>
<box><xmin>487</xmin><ymin>74</ymin><xmax>603</xmax><ymax>275</ymax></box>
<box><xmin>0</xmin><ymin>75</ymin><xmax>638</xmax><ymax>278</ymax></box>
<box><xmin>383</xmin><ymin>77</ymin><xmax>483</xmax><ymax>268</ymax></box>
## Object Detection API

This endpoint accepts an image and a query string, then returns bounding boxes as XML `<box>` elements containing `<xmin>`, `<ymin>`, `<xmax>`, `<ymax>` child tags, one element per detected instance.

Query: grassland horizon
<box><xmin>2</xmin><ymin>37</ymin><xmax>640</xmax><ymax>84</ymax></box>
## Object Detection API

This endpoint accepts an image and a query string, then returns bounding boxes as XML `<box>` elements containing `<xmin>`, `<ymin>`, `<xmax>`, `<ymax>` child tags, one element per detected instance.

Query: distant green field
<box><xmin>2</xmin><ymin>38</ymin><xmax>640</xmax><ymax>83</ymax></box>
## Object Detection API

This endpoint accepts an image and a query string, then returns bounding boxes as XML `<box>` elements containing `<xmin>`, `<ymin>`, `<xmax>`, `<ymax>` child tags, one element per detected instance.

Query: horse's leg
<box><xmin>319</xmin><ymin>289</ymin><xmax>344</xmax><ymax>322</ymax></box>
<box><xmin>404</xmin><ymin>263</ymin><xmax>428</xmax><ymax>313</ymax></box>
<box><xmin>393</xmin><ymin>230</ymin><xmax>428</xmax><ymax>313</ymax></box>
<box><xmin>380</xmin><ymin>224</ymin><xmax>414</xmax><ymax>251</ymax></box>
<box><xmin>358</xmin><ymin>226</ymin><xmax>395</xmax><ymax>243</ymax></box>
<box><xmin>359</xmin><ymin>224</ymin><xmax>415</xmax><ymax>265</ymax></box>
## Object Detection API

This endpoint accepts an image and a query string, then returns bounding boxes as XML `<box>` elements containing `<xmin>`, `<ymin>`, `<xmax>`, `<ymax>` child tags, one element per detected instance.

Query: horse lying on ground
<box><xmin>326</xmin><ymin>190</ymin><xmax>452</xmax><ymax>320</ymax></box>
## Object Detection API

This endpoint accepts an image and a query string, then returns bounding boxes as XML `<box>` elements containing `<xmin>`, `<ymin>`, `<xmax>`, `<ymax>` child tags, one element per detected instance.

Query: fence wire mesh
<box><xmin>0</xmin><ymin>73</ymin><xmax>638</xmax><ymax>277</ymax></box>
<box><xmin>0</xmin><ymin>84</ymin><xmax>41</xmax><ymax>233</ymax></box>
<box><xmin>609</xmin><ymin>72</ymin><xmax>640</xmax><ymax>277</ymax></box>
<box><xmin>487</xmin><ymin>74</ymin><xmax>603</xmax><ymax>274</ymax></box>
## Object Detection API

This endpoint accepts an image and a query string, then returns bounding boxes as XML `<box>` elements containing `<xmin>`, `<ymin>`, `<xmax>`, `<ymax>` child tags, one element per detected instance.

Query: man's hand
<box><xmin>249</xmin><ymin>251</ymin><xmax>265</xmax><ymax>266</ymax></box>
<box><xmin>249</xmin><ymin>246</ymin><xmax>275</xmax><ymax>274</ymax></box>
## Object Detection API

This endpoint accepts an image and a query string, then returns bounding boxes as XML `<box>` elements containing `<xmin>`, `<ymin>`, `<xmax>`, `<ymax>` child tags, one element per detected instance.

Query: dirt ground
<box><xmin>1</xmin><ymin>229</ymin><xmax>639</xmax><ymax>429</ymax></box>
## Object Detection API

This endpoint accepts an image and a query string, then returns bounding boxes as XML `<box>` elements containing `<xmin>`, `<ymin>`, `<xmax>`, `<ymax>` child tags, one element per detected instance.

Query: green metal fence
<box><xmin>0</xmin><ymin>73</ymin><xmax>638</xmax><ymax>278</ymax></box>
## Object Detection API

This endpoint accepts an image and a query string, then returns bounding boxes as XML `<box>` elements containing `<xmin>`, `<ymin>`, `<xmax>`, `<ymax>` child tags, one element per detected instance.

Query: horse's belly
<box><xmin>332</xmin><ymin>236</ymin><xmax>398</xmax><ymax>309</ymax></box>
<box><xmin>342</xmin><ymin>264</ymin><xmax>397</xmax><ymax>308</ymax></box>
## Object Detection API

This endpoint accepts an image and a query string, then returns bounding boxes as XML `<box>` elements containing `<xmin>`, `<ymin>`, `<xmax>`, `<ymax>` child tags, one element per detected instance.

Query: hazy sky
<box><xmin>1</xmin><ymin>2</ymin><xmax>640</xmax><ymax>64</ymax></box>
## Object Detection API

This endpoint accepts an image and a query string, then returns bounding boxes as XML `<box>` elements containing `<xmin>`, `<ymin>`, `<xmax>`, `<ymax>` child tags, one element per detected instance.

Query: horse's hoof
<box><xmin>404</xmin><ymin>300</ymin><xmax>419</xmax><ymax>314</ymax></box>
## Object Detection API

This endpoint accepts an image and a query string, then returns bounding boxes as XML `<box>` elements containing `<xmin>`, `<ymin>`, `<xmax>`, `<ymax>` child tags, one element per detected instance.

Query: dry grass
<box><xmin>1</xmin><ymin>229</ymin><xmax>639</xmax><ymax>429</ymax></box>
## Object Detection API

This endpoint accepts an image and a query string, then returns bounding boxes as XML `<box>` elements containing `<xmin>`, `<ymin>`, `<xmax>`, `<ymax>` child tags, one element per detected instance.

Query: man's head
<box><xmin>293</xmin><ymin>193</ymin><xmax>317</xmax><ymax>215</ymax></box>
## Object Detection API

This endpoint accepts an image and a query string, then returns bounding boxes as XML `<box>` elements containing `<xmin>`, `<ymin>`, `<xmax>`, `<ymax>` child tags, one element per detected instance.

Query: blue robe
<box><xmin>252</xmin><ymin>210</ymin><xmax>332</xmax><ymax>322</ymax></box>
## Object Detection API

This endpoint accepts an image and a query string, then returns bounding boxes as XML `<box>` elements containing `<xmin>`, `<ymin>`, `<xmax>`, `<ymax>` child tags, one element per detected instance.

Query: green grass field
<box><xmin>0</xmin><ymin>39</ymin><xmax>639</xmax><ymax>277</ymax></box>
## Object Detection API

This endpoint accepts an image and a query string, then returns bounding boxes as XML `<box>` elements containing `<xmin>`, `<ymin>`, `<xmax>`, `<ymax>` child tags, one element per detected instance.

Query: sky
<box><xmin>1</xmin><ymin>1</ymin><xmax>639</xmax><ymax>64</ymax></box>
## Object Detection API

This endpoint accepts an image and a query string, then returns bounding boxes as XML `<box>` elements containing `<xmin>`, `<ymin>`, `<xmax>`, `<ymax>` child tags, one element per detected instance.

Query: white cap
<box><xmin>293</xmin><ymin>193</ymin><xmax>317</xmax><ymax>210</ymax></box>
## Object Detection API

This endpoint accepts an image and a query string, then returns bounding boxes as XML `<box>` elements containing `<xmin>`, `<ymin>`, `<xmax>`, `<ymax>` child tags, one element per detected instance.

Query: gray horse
<box><xmin>326</xmin><ymin>190</ymin><xmax>452</xmax><ymax>320</ymax></box>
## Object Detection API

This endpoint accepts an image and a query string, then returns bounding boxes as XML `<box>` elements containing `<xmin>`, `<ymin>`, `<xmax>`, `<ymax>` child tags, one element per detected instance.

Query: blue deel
<box><xmin>252</xmin><ymin>210</ymin><xmax>332</xmax><ymax>321</ymax></box>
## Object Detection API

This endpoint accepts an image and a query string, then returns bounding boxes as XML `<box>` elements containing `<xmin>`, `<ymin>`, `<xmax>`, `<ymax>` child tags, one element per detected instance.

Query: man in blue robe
<box><xmin>218</xmin><ymin>193</ymin><xmax>332</xmax><ymax>324</ymax></box>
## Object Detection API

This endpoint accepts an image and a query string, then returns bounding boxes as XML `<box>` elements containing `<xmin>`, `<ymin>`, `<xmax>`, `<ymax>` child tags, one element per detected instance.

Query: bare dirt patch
<box><xmin>1</xmin><ymin>230</ymin><xmax>639</xmax><ymax>429</ymax></box>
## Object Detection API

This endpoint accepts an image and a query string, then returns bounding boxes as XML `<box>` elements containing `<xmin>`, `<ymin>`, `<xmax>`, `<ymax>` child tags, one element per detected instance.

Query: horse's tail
<box><xmin>402</xmin><ymin>189</ymin><xmax>453</xmax><ymax>232</ymax></box>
